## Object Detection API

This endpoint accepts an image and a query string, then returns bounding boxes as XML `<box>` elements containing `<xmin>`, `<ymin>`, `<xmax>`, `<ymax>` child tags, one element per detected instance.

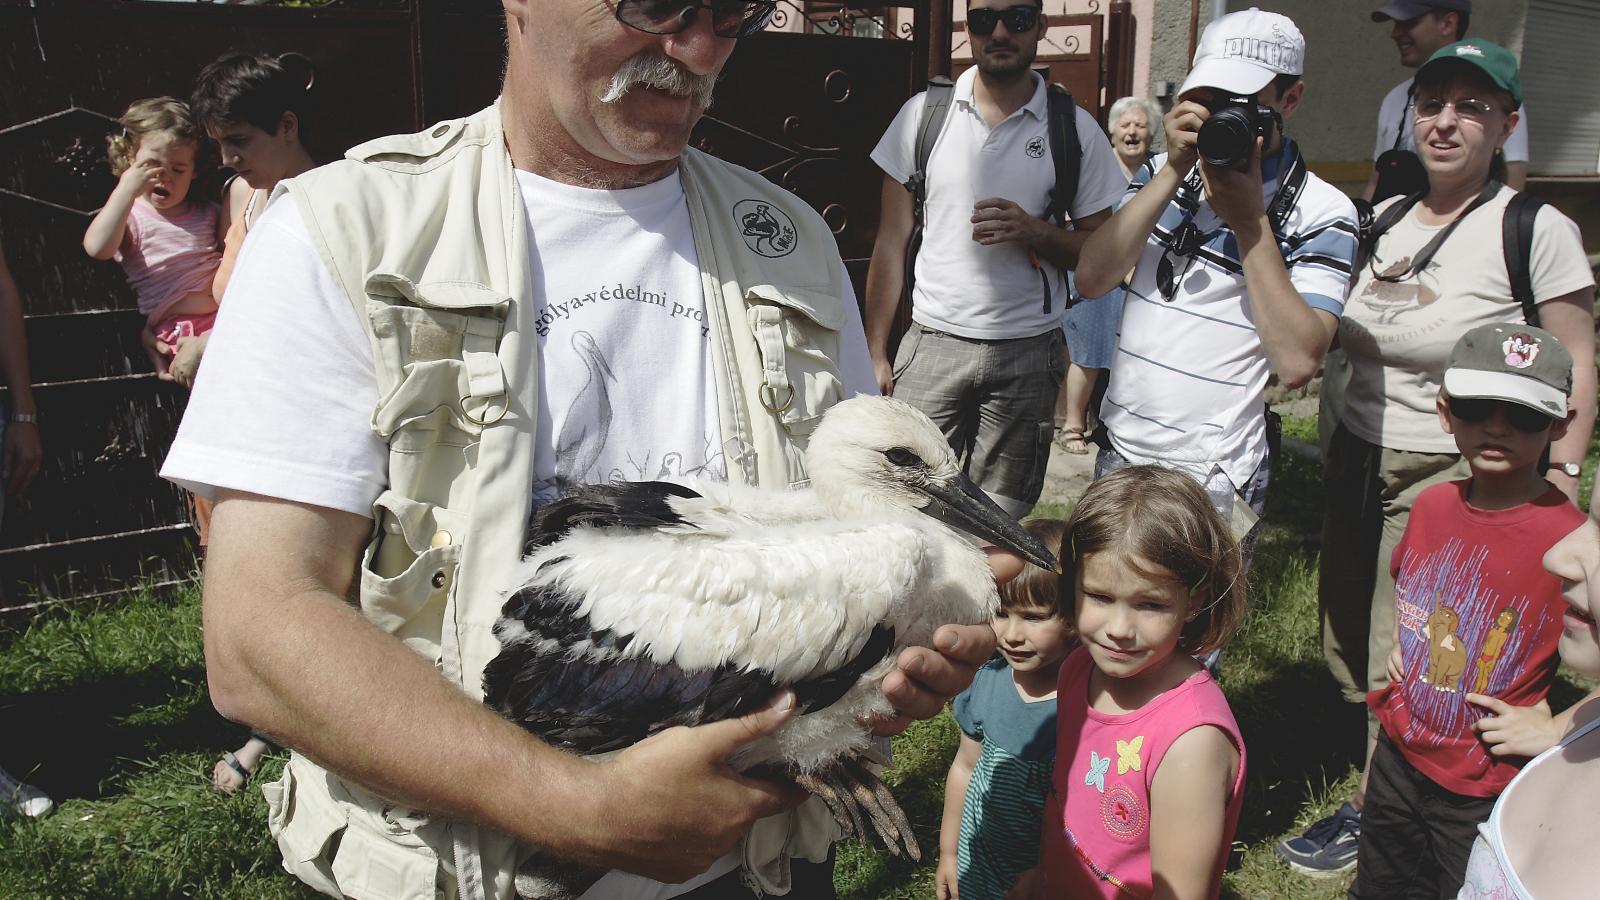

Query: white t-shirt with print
<box><xmin>1374</xmin><ymin>78</ymin><xmax>1530</xmax><ymax>163</ymax></box>
<box><xmin>870</xmin><ymin>67</ymin><xmax>1128</xmax><ymax>340</ymax></box>
<box><xmin>161</xmin><ymin>169</ymin><xmax>877</xmax><ymax>900</ymax></box>
<box><xmin>1336</xmin><ymin>184</ymin><xmax>1593</xmax><ymax>453</ymax></box>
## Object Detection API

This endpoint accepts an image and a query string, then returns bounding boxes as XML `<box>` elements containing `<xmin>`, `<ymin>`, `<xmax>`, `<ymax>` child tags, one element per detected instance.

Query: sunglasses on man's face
<box><xmin>613</xmin><ymin>0</ymin><xmax>777</xmax><ymax>39</ymax></box>
<box><xmin>966</xmin><ymin>4</ymin><xmax>1041</xmax><ymax>37</ymax></box>
<box><xmin>1447</xmin><ymin>396</ymin><xmax>1558</xmax><ymax>433</ymax></box>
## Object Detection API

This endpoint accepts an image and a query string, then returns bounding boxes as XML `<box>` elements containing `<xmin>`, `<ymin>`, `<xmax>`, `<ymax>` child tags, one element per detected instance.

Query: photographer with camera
<box><xmin>1074</xmin><ymin>9</ymin><xmax>1356</xmax><ymax>530</ymax></box>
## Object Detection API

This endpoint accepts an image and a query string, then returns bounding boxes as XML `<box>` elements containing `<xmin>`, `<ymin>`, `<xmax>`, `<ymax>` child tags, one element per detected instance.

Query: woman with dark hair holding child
<box><xmin>184</xmin><ymin>51</ymin><xmax>317</xmax><ymax>795</ymax></box>
<box><xmin>1277</xmin><ymin>38</ymin><xmax>1597</xmax><ymax>877</ymax></box>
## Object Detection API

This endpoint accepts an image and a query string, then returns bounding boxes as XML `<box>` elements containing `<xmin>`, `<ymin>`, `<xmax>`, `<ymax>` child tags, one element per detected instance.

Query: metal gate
<box><xmin>0</xmin><ymin>0</ymin><xmax>935</xmax><ymax>615</ymax></box>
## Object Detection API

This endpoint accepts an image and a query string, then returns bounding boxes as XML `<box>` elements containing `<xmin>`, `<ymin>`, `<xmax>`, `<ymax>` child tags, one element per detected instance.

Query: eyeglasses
<box><xmin>613</xmin><ymin>0</ymin><xmax>777</xmax><ymax>39</ymax></box>
<box><xmin>1446</xmin><ymin>396</ymin><xmax>1557</xmax><ymax>433</ymax></box>
<box><xmin>966</xmin><ymin>4</ymin><xmax>1041</xmax><ymax>36</ymax></box>
<box><xmin>1414</xmin><ymin>98</ymin><xmax>1500</xmax><ymax>123</ymax></box>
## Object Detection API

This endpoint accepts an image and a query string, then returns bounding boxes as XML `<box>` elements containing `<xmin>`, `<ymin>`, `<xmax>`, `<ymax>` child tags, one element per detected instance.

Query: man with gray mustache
<box><xmin>160</xmin><ymin>2</ymin><xmax>1010</xmax><ymax>899</ymax></box>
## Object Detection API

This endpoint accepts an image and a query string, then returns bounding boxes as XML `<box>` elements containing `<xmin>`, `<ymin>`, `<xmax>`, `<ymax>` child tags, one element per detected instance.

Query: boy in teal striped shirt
<box><xmin>938</xmin><ymin>518</ymin><xmax>1071</xmax><ymax>900</ymax></box>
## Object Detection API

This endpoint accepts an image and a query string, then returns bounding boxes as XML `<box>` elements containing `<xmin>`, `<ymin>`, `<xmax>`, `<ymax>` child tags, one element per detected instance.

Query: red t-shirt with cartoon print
<box><xmin>1369</xmin><ymin>480</ymin><xmax>1586</xmax><ymax>797</ymax></box>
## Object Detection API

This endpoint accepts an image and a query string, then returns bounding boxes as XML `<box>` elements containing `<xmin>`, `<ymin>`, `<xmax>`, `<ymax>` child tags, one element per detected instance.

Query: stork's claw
<box><xmin>793</xmin><ymin>758</ymin><xmax>921</xmax><ymax>862</ymax></box>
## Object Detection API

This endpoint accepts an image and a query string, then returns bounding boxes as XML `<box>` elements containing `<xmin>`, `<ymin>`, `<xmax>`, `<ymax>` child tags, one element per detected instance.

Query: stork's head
<box><xmin>806</xmin><ymin>396</ymin><xmax>1057</xmax><ymax>572</ymax></box>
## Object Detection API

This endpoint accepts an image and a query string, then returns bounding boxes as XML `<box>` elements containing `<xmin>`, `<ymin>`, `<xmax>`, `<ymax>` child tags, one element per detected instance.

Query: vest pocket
<box><xmin>366</xmin><ymin>273</ymin><xmax>509</xmax><ymax>447</ymax></box>
<box><xmin>268</xmin><ymin>755</ymin><xmax>444</xmax><ymax>900</ymax></box>
<box><xmin>745</xmin><ymin>286</ymin><xmax>845</xmax><ymax>440</ymax></box>
<box><xmin>361</xmin><ymin>491</ymin><xmax>464</xmax><ymax>657</ymax></box>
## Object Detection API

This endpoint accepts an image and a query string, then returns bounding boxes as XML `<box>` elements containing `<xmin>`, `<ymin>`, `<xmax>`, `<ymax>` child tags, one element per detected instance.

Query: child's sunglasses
<box><xmin>613</xmin><ymin>0</ymin><xmax>777</xmax><ymax>39</ymax></box>
<box><xmin>966</xmin><ymin>4</ymin><xmax>1042</xmax><ymax>36</ymax></box>
<box><xmin>1446</xmin><ymin>396</ymin><xmax>1558</xmax><ymax>433</ymax></box>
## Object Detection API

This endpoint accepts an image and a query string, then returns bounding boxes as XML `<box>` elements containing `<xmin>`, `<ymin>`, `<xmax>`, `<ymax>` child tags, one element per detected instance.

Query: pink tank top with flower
<box><xmin>1042</xmin><ymin>648</ymin><xmax>1246</xmax><ymax>899</ymax></box>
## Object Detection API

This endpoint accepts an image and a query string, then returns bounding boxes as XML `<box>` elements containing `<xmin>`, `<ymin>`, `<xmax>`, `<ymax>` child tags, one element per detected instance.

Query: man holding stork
<box><xmin>161</xmin><ymin>2</ymin><xmax>1011</xmax><ymax>898</ymax></box>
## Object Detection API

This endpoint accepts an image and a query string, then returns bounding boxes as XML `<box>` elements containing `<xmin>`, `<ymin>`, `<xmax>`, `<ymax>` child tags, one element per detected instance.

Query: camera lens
<box><xmin>1198</xmin><ymin>108</ymin><xmax>1254</xmax><ymax>167</ymax></box>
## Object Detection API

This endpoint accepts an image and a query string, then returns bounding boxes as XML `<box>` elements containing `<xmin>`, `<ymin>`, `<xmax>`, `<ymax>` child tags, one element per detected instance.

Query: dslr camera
<box><xmin>1197</xmin><ymin>95</ymin><xmax>1281</xmax><ymax>168</ymax></box>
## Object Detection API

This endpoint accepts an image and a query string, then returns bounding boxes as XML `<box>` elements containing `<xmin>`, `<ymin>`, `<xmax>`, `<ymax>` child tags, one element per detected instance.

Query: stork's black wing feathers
<box><xmin>484</xmin><ymin>578</ymin><xmax>895</xmax><ymax>754</ymax></box>
<box><xmin>527</xmin><ymin>481</ymin><xmax>702</xmax><ymax>549</ymax></box>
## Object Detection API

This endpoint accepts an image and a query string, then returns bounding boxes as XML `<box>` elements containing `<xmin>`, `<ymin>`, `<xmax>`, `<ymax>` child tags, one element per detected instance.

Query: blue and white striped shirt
<box><xmin>1100</xmin><ymin>141</ymin><xmax>1357</xmax><ymax>490</ymax></box>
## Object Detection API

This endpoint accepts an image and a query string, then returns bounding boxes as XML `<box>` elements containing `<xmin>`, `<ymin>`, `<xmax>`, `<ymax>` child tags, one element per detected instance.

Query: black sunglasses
<box><xmin>967</xmin><ymin>4</ymin><xmax>1041</xmax><ymax>36</ymax></box>
<box><xmin>1446</xmin><ymin>396</ymin><xmax>1557</xmax><ymax>433</ymax></box>
<box><xmin>614</xmin><ymin>0</ymin><xmax>777</xmax><ymax>39</ymax></box>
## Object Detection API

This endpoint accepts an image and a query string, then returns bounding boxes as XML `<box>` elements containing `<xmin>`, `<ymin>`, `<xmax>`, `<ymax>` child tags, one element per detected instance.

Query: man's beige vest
<box><xmin>259</xmin><ymin>102</ymin><xmax>848</xmax><ymax>900</ymax></box>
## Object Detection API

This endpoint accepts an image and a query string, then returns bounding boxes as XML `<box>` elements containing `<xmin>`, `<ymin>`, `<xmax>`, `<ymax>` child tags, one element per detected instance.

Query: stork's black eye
<box><xmin>884</xmin><ymin>447</ymin><xmax>922</xmax><ymax>467</ymax></box>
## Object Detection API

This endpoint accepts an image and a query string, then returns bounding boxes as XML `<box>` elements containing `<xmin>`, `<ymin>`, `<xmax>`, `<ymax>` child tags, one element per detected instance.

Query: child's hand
<box><xmin>1003</xmin><ymin>867</ymin><xmax>1040</xmax><ymax>900</ymax></box>
<box><xmin>935</xmin><ymin>855</ymin><xmax>959</xmax><ymax>900</ymax></box>
<box><xmin>118</xmin><ymin>158</ymin><xmax>163</xmax><ymax>198</ymax></box>
<box><xmin>140</xmin><ymin>325</ymin><xmax>174</xmax><ymax>381</ymax></box>
<box><xmin>1385</xmin><ymin>644</ymin><xmax>1405</xmax><ymax>685</ymax></box>
<box><xmin>1467</xmin><ymin>694</ymin><xmax>1560</xmax><ymax>758</ymax></box>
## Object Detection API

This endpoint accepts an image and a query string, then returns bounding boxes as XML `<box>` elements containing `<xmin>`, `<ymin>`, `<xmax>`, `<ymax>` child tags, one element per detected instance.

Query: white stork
<box><xmin>482</xmin><ymin>395</ymin><xmax>1057</xmax><ymax>898</ymax></box>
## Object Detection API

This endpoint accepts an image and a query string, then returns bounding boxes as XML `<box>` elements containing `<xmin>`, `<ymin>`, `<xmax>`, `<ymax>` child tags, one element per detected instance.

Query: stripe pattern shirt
<box><xmin>1100</xmin><ymin>142</ymin><xmax>1357</xmax><ymax>490</ymax></box>
<box><xmin>953</xmin><ymin>660</ymin><xmax>1058</xmax><ymax>900</ymax></box>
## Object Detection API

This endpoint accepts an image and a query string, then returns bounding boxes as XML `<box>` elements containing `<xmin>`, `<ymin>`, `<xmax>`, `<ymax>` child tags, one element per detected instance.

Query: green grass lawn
<box><xmin>2</xmin><ymin>415</ymin><xmax>1595</xmax><ymax>898</ymax></box>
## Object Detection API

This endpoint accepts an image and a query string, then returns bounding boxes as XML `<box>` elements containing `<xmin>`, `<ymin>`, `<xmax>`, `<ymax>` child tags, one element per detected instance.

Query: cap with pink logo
<box><xmin>1179</xmin><ymin>7</ymin><xmax>1306</xmax><ymax>97</ymax></box>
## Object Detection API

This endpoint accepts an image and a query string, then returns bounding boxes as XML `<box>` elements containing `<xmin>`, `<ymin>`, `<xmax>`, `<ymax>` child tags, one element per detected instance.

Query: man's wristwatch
<box><xmin>1552</xmin><ymin>461</ymin><xmax>1582</xmax><ymax>478</ymax></box>
<box><xmin>9</xmin><ymin>412</ymin><xmax>37</xmax><ymax>425</ymax></box>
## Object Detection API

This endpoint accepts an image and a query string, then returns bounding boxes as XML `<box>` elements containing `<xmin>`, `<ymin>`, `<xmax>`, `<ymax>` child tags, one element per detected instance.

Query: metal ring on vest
<box><xmin>461</xmin><ymin>397</ymin><xmax>509</xmax><ymax>426</ymax></box>
<box><xmin>760</xmin><ymin>383</ymin><xmax>795</xmax><ymax>414</ymax></box>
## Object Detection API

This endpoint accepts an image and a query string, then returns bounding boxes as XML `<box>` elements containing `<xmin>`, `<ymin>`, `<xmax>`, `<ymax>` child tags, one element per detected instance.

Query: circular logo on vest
<box><xmin>1026</xmin><ymin>136</ymin><xmax>1046</xmax><ymax>158</ymax></box>
<box><xmin>734</xmin><ymin>199</ymin><xmax>798</xmax><ymax>258</ymax></box>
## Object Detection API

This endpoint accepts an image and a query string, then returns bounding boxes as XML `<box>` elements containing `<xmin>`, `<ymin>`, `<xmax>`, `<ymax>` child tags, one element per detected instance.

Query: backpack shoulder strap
<box><xmin>903</xmin><ymin>76</ymin><xmax>955</xmax><ymax>304</ymax></box>
<box><xmin>1042</xmin><ymin>83</ymin><xmax>1082</xmax><ymax>227</ymax></box>
<box><xmin>910</xmin><ymin>76</ymin><xmax>957</xmax><ymax>217</ymax></box>
<box><xmin>1502</xmin><ymin>190</ymin><xmax>1545</xmax><ymax>326</ymax></box>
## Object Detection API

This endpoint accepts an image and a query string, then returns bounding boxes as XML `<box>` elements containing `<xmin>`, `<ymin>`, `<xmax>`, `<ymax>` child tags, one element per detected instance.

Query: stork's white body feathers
<box><xmin>483</xmin><ymin>396</ymin><xmax>1057</xmax><ymax>893</ymax></box>
<box><xmin>498</xmin><ymin>476</ymin><xmax>997</xmax><ymax>770</ymax></box>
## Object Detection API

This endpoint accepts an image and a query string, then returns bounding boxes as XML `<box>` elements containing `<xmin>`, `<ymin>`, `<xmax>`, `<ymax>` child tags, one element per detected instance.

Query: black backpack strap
<box><xmin>1039</xmin><ymin>84</ymin><xmax>1082</xmax><ymax>313</ymax></box>
<box><xmin>1502</xmin><ymin>190</ymin><xmax>1545</xmax><ymax>327</ymax></box>
<box><xmin>1041</xmin><ymin>83</ymin><xmax>1081</xmax><ymax>228</ymax></box>
<box><xmin>904</xmin><ymin>76</ymin><xmax>956</xmax><ymax>304</ymax></box>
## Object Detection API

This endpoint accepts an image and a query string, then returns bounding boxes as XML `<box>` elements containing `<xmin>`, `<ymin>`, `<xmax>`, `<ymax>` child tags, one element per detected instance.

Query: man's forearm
<box><xmin>0</xmin><ymin>261</ymin><xmax>36</xmax><ymax>414</ymax></box>
<box><xmin>1074</xmin><ymin>167</ymin><xmax>1182</xmax><ymax>298</ymax></box>
<box><xmin>1029</xmin><ymin>226</ymin><xmax>1089</xmax><ymax>271</ymax></box>
<box><xmin>1236</xmin><ymin>216</ymin><xmax>1334</xmax><ymax>388</ymax></box>
<box><xmin>863</xmin><ymin>247</ymin><xmax>906</xmax><ymax>360</ymax></box>
<box><xmin>203</xmin><ymin>497</ymin><xmax>598</xmax><ymax>858</ymax></box>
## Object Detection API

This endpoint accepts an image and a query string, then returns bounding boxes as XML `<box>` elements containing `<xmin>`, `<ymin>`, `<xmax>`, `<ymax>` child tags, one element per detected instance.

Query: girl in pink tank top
<box><xmin>1026</xmin><ymin>466</ymin><xmax>1249</xmax><ymax>900</ymax></box>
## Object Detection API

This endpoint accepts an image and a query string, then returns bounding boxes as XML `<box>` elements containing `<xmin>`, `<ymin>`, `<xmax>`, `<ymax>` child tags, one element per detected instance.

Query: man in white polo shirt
<box><xmin>1364</xmin><ymin>1</ymin><xmax>1529</xmax><ymax>203</ymax></box>
<box><xmin>1074</xmin><ymin>9</ymin><xmax>1357</xmax><ymax>532</ymax></box>
<box><xmin>864</xmin><ymin>0</ymin><xmax>1125</xmax><ymax>517</ymax></box>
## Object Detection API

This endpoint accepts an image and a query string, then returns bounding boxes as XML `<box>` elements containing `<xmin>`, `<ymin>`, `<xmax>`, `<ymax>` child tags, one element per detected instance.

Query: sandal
<box><xmin>212</xmin><ymin>751</ymin><xmax>253</xmax><ymax>794</ymax></box>
<box><xmin>1054</xmin><ymin>425</ymin><xmax>1090</xmax><ymax>455</ymax></box>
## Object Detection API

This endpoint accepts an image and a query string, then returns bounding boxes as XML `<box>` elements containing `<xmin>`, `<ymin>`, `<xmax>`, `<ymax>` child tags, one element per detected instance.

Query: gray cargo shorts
<box><xmin>890</xmin><ymin>323</ymin><xmax>1064</xmax><ymax>516</ymax></box>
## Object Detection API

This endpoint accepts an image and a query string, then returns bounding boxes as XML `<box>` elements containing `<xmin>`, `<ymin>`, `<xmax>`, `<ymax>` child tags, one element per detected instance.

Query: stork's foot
<box><xmin>514</xmin><ymin>852</ymin><xmax>606</xmax><ymax>900</ymax></box>
<box><xmin>793</xmin><ymin>758</ymin><xmax>920</xmax><ymax>862</ymax></box>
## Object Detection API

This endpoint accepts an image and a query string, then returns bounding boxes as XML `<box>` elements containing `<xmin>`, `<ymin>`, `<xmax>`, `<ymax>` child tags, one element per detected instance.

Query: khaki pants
<box><xmin>1318</xmin><ymin>424</ymin><xmax>1468</xmax><ymax>704</ymax></box>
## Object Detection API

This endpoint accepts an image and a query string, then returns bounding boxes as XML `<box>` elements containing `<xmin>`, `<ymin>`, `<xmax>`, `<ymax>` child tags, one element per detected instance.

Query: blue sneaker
<box><xmin>1274</xmin><ymin>802</ymin><xmax>1360</xmax><ymax>877</ymax></box>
